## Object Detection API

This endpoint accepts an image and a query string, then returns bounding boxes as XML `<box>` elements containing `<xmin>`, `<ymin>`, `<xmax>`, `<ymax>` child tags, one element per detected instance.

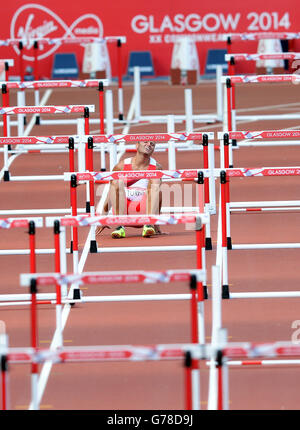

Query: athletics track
<box><xmin>1</xmin><ymin>78</ymin><xmax>300</xmax><ymax>410</ymax></box>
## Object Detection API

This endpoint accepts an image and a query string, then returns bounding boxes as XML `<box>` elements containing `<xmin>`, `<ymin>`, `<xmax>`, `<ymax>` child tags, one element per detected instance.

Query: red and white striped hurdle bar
<box><xmin>218</xmin><ymin>131</ymin><xmax>300</xmax><ymax>171</ymax></box>
<box><xmin>218</xmin><ymin>130</ymin><xmax>300</xmax><ymax>140</ymax></box>
<box><xmin>225</xmin><ymin>52</ymin><xmax>300</xmax><ymax>63</ymax></box>
<box><xmin>0</xmin><ymin>217</ymin><xmax>43</xmax><ymax>274</ymax></box>
<box><xmin>90</xmin><ymin>132</ymin><xmax>214</xmax><ymax>143</ymax></box>
<box><xmin>1</xmin><ymin>79</ymin><xmax>108</xmax><ymax>90</ymax></box>
<box><xmin>0</xmin><ymin>132</ymin><xmax>213</xmax><ymax>146</ymax></box>
<box><xmin>20</xmin><ymin>269</ymin><xmax>206</xmax><ymax>287</ymax></box>
<box><xmin>0</xmin><ymin>105</ymin><xmax>95</xmax><ymax>115</ymax></box>
<box><xmin>222</xmin><ymin>74</ymin><xmax>300</xmax><ymax>84</ymax></box>
<box><xmin>2</xmin><ymin>343</ymin><xmax>205</xmax><ymax>364</ymax></box>
<box><xmin>46</xmin><ymin>213</ymin><xmax>207</xmax><ymax>228</ymax></box>
<box><xmin>64</xmin><ymin>168</ymin><xmax>208</xmax><ymax>183</ymax></box>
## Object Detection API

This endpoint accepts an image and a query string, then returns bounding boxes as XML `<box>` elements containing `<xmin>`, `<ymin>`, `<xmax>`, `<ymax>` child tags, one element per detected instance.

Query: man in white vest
<box><xmin>96</xmin><ymin>140</ymin><xmax>163</xmax><ymax>239</ymax></box>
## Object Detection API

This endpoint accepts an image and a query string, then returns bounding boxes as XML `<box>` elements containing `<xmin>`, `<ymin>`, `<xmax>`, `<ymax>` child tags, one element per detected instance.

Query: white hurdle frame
<box><xmin>132</xmin><ymin>66</ymin><xmax>224</xmax><ymax>124</ymax></box>
<box><xmin>218</xmin><ymin>130</ymin><xmax>300</xmax><ymax>244</ymax></box>
<box><xmin>0</xmin><ymin>105</ymin><xmax>94</xmax><ymax>181</ymax></box>
<box><xmin>218</xmin><ymin>165</ymin><xmax>300</xmax><ymax>298</ymax></box>
<box><xmin>222</xmin><ymin>74</ymin><xmax>300</xmax><ymax>134</ymax></box>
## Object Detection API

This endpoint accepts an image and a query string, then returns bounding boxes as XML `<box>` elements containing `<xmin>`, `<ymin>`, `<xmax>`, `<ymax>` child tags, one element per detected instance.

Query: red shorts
<box><xmin>126</xmin><ymin>196</ymin><xmax>147</xmax><ymax>214</ymax></box>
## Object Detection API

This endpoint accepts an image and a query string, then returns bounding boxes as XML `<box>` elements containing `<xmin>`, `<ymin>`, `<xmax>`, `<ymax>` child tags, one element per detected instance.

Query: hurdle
<box><xmin>224</xmin><ymin>32</ymin><xmax>300</xmax><ymax>55</ymax></box>
<box><xmin>0</xmin><ymin>337</ymin><xmax>209</xmax><ymax>411</ymax></box>
<box><xmin>132</xmin><ymin>66</ymin><xmax>224</xmax><ymax>124</ymax></box>
<box><xmin>218</xmin><ymin>166</ymin><xmax>300</xmax><ymax>297</ymax></box>
<box><xmin>0</xmin><ymin>217</ymin><xmax>69</xmax><ymax>304</ymax></box>
<box><xmin>222</xmin><ymin>74</ymin><xmax>300</xmax><ymax>134</ymax></box>
<box><xmin>19</xmin><ymin>269</ymin><xmax>206</xmax><ymax>354</ymax></box>
<box><xmin>62</xmin><ymin>167</ymin><xmax>210</xmax><ymax>263</ymax></box>
<box><xmin>225</xmin><ymin>52</ymin><xmax>300</xmax><ymax>75</ymax></box>
<box><xmin>2</xmin><ymin>325</ymin><xmax>300</xmax><ymax>410</ymax></box>
<box><xmin>218</xmin><ymin>131</ymin><xmax>300</xmax><ymax>240</ymax></box>
<box><xmin>0</xmin><ymin>105</ymin><xmax>94</xmax><ymax>181</ymax></box>
<box><xmin>1</xmin><ymin>79</ymin><xmax>108</xmax><ymax>134</ymax></box>
<box><xmin>46</xmin><ymin>211</ymin><xmax>208</xmax><ymax>296</ymax></box>
<box><xmin>0</xmin><ymin>36</ymin><xmax>126</xmax><ymax>119</ymax></box>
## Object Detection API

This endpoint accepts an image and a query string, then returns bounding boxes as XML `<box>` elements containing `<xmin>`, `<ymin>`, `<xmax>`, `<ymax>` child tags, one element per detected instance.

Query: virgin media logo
<box><xmin>10</xmin><ymin>4</ymin><xmax>103</xmax><ymax>61</ymax></box>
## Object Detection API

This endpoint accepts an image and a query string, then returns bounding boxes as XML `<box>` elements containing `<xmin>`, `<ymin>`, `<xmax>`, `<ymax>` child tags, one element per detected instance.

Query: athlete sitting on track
<box><xmin>96</xmin><ymin>140</ymin><xmax>163</xmax><ymax>239</ymax></box>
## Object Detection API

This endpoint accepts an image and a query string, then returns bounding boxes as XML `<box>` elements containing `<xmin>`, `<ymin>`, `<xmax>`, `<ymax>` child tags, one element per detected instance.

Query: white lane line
<box><xmin>0</xmin><ymin>90</ymin><xmax>53</xmax><ymax>182</ymax></box>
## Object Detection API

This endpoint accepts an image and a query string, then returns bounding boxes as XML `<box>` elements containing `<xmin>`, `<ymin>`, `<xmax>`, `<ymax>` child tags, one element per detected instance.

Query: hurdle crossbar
<box><xmin>0</xmin><ymin>105</ymin><xmax>95</xmax><ymax>115</ymax></box>
<box><xmin>221</xmin><ymin>75</ymin><xmax>300</xmax><ymax>135</ymax></box>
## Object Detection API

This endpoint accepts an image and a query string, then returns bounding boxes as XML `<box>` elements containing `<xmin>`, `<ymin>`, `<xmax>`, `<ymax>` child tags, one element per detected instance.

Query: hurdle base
<box><xmin>222</xmin><ymin>285</ymin><xmax>230</xmax><ymax>299</ymax></box>
<box><xmin>227</xmin><ymin>237</ymin><xmax>232</xmax><ymax>250</ymax></box>
<box><xmin>90</xmin><ymin>240</ymin><xmax>98</xmax><ymax>253</ymax></box>
<box><xmin>70</xmin><ymin>241</ymin><xmax>73</xmax><ymax>254</ymax></box>
<box><xmin>35</xmin><ymin>115</ymin><xmax>40</xmax><ymax>125</ymax></box>
<box><xmin>203</xmin><ymin>285</ymin><xmax>208</xmax><ymax>299</ymax></box>
<box><xmin>86</xmin><ymin>202</ymin><xmax>91</xmax><ymax>213</ymax></box>
<box><xmin>205</xmin><ymin>237</ymin><xmax>212</xmax><ymax>251</ymax></box>
<box><xmin>101</xmin><ymin>168</ymin><xmax>106</xmax><ymax>172</ymax></box>
<box><xmin>231</xmin><ymin>139</ymin><xmax>237</xmax><ymax>147</ymax></box>
<box><xmin>70</xmin><ymin>288</ymin><xmax>81</xmax><ymax>306</ymax></box>
<box><xmin>118</xmin><ymin>113</ymin><xmax>124</xmax><ymax>121</ymax></box>
<box><xmin>3</xmin><ymin>171</ymin><xmax>10</xmax><ymax>182</ymax></box>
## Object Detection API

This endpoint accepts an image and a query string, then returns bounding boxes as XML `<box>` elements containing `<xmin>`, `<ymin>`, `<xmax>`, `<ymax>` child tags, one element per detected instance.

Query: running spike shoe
<box><xmin>111</xmin><ymin>226</ymin><xmax>126</xmax><ymax>239</ymax></box>
<box><xmin>142</xmin><ymin>224</ymin><xmax>156</xmax><ymax>238</ymax></box>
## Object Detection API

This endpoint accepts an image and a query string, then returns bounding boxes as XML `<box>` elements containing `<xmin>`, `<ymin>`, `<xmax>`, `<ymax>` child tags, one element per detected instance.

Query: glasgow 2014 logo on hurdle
<box><xmin>10</xmin><ymin>3</ymin><xmax>104</xmax><ymax>61</ymax></box>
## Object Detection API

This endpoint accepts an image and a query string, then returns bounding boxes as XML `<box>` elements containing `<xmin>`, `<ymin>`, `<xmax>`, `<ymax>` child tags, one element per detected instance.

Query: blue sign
<box><xmin>52</xmin><ymin>53</ymin><xmax>79</xmax><ymax>79</ymax></box>
<box><xmin>127</xmin><ymin>51</ymin><xmax>155</xmax><ymax>76</ymax></box>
